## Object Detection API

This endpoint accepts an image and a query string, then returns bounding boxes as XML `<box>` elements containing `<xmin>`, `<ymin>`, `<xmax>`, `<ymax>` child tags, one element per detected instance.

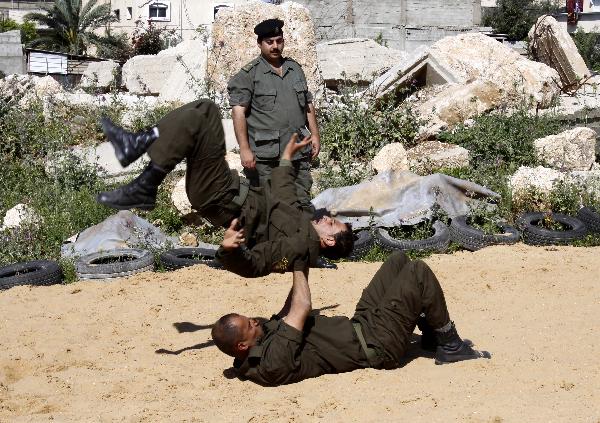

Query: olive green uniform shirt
<box><xmin>234</xmin><ymin>315</ymin><xmax>368</xmax><ymax>386</ymax></box>
<box><xmin>227</xmin><ymin>55</ymin><xmax>313</xmax><ymax>161</ymax></box>
<box><xmin>216</xmin><ymin>162</ymin><xmax>320</xmax><ymax>277</ymax></box>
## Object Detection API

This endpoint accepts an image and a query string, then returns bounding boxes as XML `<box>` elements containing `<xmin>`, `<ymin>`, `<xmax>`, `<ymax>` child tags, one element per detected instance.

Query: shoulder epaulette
<box><xmin>242</xmin><ymin>58</ymin><xmax>260</xmax><ymax>72</ymax></box>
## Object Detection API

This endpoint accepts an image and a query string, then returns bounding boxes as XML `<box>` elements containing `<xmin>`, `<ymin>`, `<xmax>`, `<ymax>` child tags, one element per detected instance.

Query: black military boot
<box><xmin>96</xmin><ymin>162</ymin><xmax>169</xmax><ymax>211</ymax></box>
<box><xmin>434</xmin><ymin>321</ymin><xmax>491</xmax><ymax>365</ymax></box>
<box><xmin>417</xmin><ymin>314</ymin><xmax>437</xmax><ymax>352</ymax></box>
<box><xmin>101</xmin><ymin>117</ymin><xmax>159</xmax><ymax>168</ymax></box>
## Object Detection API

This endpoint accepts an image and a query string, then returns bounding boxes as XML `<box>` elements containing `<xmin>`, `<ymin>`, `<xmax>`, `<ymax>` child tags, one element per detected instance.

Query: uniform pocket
<box><xmin>293</xmin><ymin>80</ymin><xmax>308</xmax><ymax>108</ymax></box>
<box><xmin>252</xmin><ymin>129</ymin><xmax>280</xmax><ymax>160</ymax></box>
<box><xmin>253</xmin><ymin>88</ymin><xmax>276</xmax><ymax>111</ymax></box>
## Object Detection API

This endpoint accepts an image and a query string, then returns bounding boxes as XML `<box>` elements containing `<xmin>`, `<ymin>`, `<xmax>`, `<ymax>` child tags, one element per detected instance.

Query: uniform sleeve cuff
<box><xmin>279</xmin><ymin>159</ymin><xmax>293</xmax><ymax>167</ymax></box>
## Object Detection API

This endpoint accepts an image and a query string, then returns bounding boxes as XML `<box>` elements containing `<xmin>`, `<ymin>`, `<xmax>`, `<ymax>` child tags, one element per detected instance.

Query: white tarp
<box><xmin>312</xmin><ymin>170</ymin><xmax>500</xmax><ymax>229</ymax></box>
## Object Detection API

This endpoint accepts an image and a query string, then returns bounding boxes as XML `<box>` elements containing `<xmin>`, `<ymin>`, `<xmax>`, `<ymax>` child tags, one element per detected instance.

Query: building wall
<box><xmin>0</xmin><ymin>30</ymin><xmax>25</xmax><ymax>75</ymax></box>
<box><xmin>292</xmin><ymin>0</ymin><xmax>481</xmax><ymax>50</ymax></box>
<box><xmin>555</xmin><ymin>12</ymin><xmax>600</xmax><ymax>32</ymax></box>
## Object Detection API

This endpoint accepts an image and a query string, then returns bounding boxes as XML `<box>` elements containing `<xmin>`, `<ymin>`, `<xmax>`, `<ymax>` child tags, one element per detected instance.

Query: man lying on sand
<box><xmin>96</xmin><ymin>99</ymin><xmax>353</xmax><ymax>277</ymax></box>
<box><xmin>212</xmin><ymin>252</ymin><xmax>491</xmax><ymax>386</ymax></box>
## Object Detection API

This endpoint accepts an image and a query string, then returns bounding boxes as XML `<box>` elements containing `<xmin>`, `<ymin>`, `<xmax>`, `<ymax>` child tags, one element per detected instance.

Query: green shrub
<box><xmin>572</xmin><ymin>30</ymin><xmax>600</xmax><ymax>73</ymax></box>
<box><xmin>483</xmin><ymin>0</ymin><xmax>561</xmax><ymax>41</ymax></box>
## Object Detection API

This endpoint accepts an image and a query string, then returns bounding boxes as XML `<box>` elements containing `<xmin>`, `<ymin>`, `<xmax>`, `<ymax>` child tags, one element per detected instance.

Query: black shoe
<box><xmin>434</xmin><ymin>322</ymin><xmax>491</xmax><ymax>365</ymax></box>
<box><xmin>101</xmin><ymin>117</ymin><xmax>158</xmax><ymax>168</ymax></box>
<box><xmin>313</xmin><ymin>257</ymin><xmax>338</xmax><ymax>270</ymax></box>
<box><xmin>417</xmin><ymin>315</ymin><xmax>473</xmax><ymax>352</ymax></box>
<box><xmin>97</xmin><ymin>162</ymin><xmax>168</xmax><ymax>210</ymax></box>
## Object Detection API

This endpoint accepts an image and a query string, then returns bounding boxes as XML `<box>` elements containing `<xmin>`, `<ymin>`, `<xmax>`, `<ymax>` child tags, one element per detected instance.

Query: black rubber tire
<box><xmin>348</xmin><ymin>230</ymin><xmax>375</xmax><ymax>260</ymax></box>
<box><xmin>449</xmin><ymin>215</ymin><xmax>520</xmax><ymax>251</ymax></box>
<box><xmin>577</xmin><ymin>207</ymin><xmax>600</xmax><ymax>233</ymax></box>
<box><xmin>516</xmin><ymin>212</ymin><xmax>588</xmax><ymax>246</ymax></box>
<box><xmin>159</xmin><ymin>248</ymin><xmax>221</xmax><ymax>271</ymax></box>
<box><xmin>0</xmin><ymin>260</ymin><xmax>63</xmax><ymax>290</ymax></box>
<box><xmin>75</xmin><ymin>248</ymin><xmax>154</xmax><ymax>280</ymax></box>
<box><xmin>375</xmin><ymin>221</ymin><xmax>450</xmax><ymax>252</ymax></box>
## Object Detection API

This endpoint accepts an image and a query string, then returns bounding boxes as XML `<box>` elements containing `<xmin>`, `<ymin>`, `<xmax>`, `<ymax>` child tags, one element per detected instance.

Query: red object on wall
<box><xmin>567</xmin><ymin>0</ymin><xmax>584</xmax><ymax>24</ymax></box>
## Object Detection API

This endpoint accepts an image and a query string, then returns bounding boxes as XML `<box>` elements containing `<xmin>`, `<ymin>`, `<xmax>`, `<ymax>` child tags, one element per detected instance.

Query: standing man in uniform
<box><xmin>228</xmin><ymin>18</ymin><xmax>320</xmax><ymax>214</ymax></box>
<box><xmin>212</xmin><ymin>252</ymin><xmax>491</xmax><ymax>386</ymax></box>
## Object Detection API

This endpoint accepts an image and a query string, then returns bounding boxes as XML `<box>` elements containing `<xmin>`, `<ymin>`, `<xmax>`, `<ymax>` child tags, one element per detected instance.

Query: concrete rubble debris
<box><xmin>122</xmin><ymin>53</ymin><xmax>179</xmax><ymax>95</ymax></box>
<box><xmin>407</xmin><ymin>141</ymin><xmax>470</xmax><ymax>174</ymax></box>
<box><xmin>0</xmin><ymin>30</ymin><xmax>24</xmax><ymax>75</ymax></box>
<box><xmin>0</xmin><ymin>74</ymin><xmax>64</xmax><ymax>106</ymax></box>
<box><xmin>80</xmin><ymin>60</ymin><xmax>121</xmax><ymax>90</ymax></box>
<box><xmin>158</xmin><ymin>39</ymin><xmax>209</xmax><ymax>104</ymax></box>
<box><xmin>371</xmin><ymin>143</ymin><xmax>409</xmax><ymax>174</ymax></box>
<box><xmin>207</xmin><ymin>1</ymin><xmax>323</xmax><ymax>101</ymax></box>
<box><xmin>533</xmin><ymin>127</ymin><xmax>596</xmax><ymax>171</ymax></box>
<box><xmin>528</xmin><ymin>15</ymin><xmax>590</xmax><ymax>89</ymax></box>
<box><xmin>179</xmin><ymin>232</ymin><xmax>199</xmax><ymax>247</ymax></box>
<box><xmin>509</xmin><ymin>165</ymin><xmax>565</xmax><ymax>197</ymax></box>
<box><xmin>1</xmin><ymin>204</ymin><xmax>41</xmax><ymax>231</ymax></box>
<box><xmin>317</xmin><ymin>38</ymin><xmax>408</xmax><ymax>88</ymax></box>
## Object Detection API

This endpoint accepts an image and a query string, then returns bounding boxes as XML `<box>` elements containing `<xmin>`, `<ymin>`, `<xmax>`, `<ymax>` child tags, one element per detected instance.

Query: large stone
<box><xmin>533</xmin><ymin>127</ymin><xmax>597</xmax><ymax>171</ymax></box>
<box><xmin>122</xmin><ymin>54</ymin><xmax>179</xmax><ymax>95</ymax></box>
<box><xmin>80</xmin><ymin>60</ymin><xmax>120</xmax><ymax>89</ymax></box>
<box><xmin>207</xmin><ymin>1</ymin><xmax>323</xmax><ymax>102</ymax></box>
<box><xmin>528</xmin><ymin>15</ymin><xmax>590</xmax><ymax>88</ymax></box>
<box><xmin>428</xmin><ymin>33</ymin><xmax>560</xmax><ymax>108</ymax></box>
<box><xmin>0</xmin><ymin>74</ymin><xmax>64</xmax><ymax>106</ymax></box>
<box><xmin>1</xmin><ymin>204</ymin><xmax>41</xmax><ymax>231</ymax></box>
<box><xmin>407</xmin><ymin>141</ymin><xmax>470</xmax><ymax>174</ymax></box>
<box><xmin>371</xmin><ymin>143</ymin><xmax>409</xmax><ymax>173</ymax></box>
<box><xmin>508</xmin><ymin>165</ymin><xmax>565</xmax><ymax>197</ymax></box>
<box><xmin>316</xmin><ymin>38</ymin><xmax>407</xmax><ymax>88</ymax></box>
<box><xmin>171</xmin><ymin>176</ymin><xmax>192</xmax><ymax>216</ymax></box>
<box><xmin>158</xmin><ymin>39</ymin><xmax>209</xmax><ymax>103</ymax></box>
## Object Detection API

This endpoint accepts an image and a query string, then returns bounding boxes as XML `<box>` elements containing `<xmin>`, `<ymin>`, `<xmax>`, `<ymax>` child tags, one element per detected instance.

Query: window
<box><xmin>148</xmin><ymin>2</ymin><xmax>170</xmax><ymax>21</ymax></box>
<box><xmin>114</xmin><ymin>9</ymin><xmax>120</xmax><ymax>20</ymax></box>
<box><xmin>126</xmin><ymin>7</ymin><xmax>132</xmax><ymax>20</ymax></box>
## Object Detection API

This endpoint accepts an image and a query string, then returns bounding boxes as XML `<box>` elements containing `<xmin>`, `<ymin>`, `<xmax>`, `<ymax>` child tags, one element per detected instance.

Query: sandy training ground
<box><xmin>1</xmin><ymin>244</ymin><xmax>599</xmax><ymax>422</ymax></box>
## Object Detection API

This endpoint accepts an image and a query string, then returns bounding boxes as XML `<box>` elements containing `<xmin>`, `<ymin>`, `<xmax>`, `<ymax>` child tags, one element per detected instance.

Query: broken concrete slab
<box><xmin>207</xmin><ymin>1</ymin><xmax>323</xmax><ymax>101</ymax></box>
<box><xmin>158</xmin><ymin>39</ymin><xmax>209</xmax><ymax>104</ymax></box>
<box><xmin>317</xmin><ymin>38</ymin><xmax>408</xmax><ymax>89</ymax></box>
<box><xmin>407</xmin><ymin>141</ymin><xmax>470</xmax><ymax>174</ymax></box>
<box><xmin>533</xmin><ymin>127</ymin><xmax>597</xmax><ymax>171</ymax></box>
<box><xmin>122</xmin><ymin>54</ymin><xmax>179</xmax><ymax>95</ymax></box>
<box><xmin>1</xmin><ymin>204</ymin><xmax>41</xmax><ymax>231</ymax></box>
<box><xmin>80</xmin><ymin>60</ymin><xmax>120</xmax><ymax>90</ymax></box>
<box><xmin>68</xmin><ymin>142</ymin><xmax>148</xmax><ymax>180</ymax></box>
<box><xmin>509</xmin><ymin>165</ymin><xmax>565</xmax><ymax>198</ymax></box>
<box><xmin>528</xmin><ymin>15</ymin><xmax>590</xmax><ymax>89</ymax></box>
<box><xmin>371</xmin><ymin>143</ymin><xmax>409</xmax><ymax>174</ymax></box>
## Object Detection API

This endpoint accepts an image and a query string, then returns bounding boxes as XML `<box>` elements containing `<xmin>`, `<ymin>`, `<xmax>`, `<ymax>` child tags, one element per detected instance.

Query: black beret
<box><xmin>254</xmin><ymin>19</ymin><xmax>284</xmax><ymax>38</ymax></box>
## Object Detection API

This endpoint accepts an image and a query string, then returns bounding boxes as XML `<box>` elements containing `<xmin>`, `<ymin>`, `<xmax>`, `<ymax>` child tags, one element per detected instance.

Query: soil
<box><xmin>1</xmin><ymin>244</ymin><xmax>598</xmax><ymax>422</ymax></box>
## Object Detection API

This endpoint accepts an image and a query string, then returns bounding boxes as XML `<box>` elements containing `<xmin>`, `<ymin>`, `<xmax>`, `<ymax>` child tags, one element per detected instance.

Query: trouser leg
<box><xmin>148</xmin><ymin>99</ymin><xmax>235</xmax><ymax>212</ymax></box>
<box><xmin>354</xmin><ymin>254</ymin><xmax>450</xmax><ymax>365</ymax></box>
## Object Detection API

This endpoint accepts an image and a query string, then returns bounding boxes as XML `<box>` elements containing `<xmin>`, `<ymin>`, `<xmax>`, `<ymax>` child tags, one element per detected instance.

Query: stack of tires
<box><xmin>516</xmin><ymin>212</ymin><xmax>587</xmax><ymax>246</ymax></box>
<box><xmin>449</xmin><ymin>216</ymin><xmax>520</xmax><ymax>251</ymax></box>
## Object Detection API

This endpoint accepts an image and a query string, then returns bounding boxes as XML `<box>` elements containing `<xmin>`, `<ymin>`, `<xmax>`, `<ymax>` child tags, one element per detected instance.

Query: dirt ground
<box><xmin>0</xmin><ymin>244</ymin><xmax>599</xmax><ymax>422</ymax></box>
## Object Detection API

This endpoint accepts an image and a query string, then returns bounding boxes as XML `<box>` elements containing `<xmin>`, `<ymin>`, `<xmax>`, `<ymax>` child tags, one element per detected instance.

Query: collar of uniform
<box><xmin>233</xmin><ymin>318</ymin><xmax>279</xmax><ymax>374</ymax></box>
<box><xmin>307</xmin><ymin>224</ymin><xmax>321</xmax><ymax>265</ymax></box>
<box><xmin>258</xmin><ymin>55</ymin><xmax>294</xmax><ymax>76</ymax></box>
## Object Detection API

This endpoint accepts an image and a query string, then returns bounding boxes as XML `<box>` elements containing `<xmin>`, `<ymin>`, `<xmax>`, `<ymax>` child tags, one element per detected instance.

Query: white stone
<box><xmin>171</xmin><ymin>176</ymin><xmax>192</xmax><ymax>215</ymax></box>
<box><xmin>80</xmin><ymin>61</ymin><xmax>120</xmax><ymax>89</ymax></box>
<box><xmin>0</xmin><ymin>74</ymin><xmax>64</xmax><ymax>106</ymax></box>
<box><xmin>371</xmin><ymin>143</ymin><xmax>409</xmax><ymax>173</ymax></box>
<box><xmin>122</xmin><ymin>54</ymin><xmax>179</xmax><ymax>95</ymax></box>
<box><xmin>528</xmin><ymin>16</ymin><xmax>590</xmax><ymax>88</ymax></box>
<box><xmin>1</xmin><ymin>204</ymin><xmax>41</xmax><ymax>231</ymax></box>
<box><xmin>158</xmin><ymin>39</ymin><xmax>209</xmax><ymax>103</ymax></box>
<box><xmin>68</xmin><ymin>142</ymin><xmax>148</xmax><ymax>179</ymax></box>
<box><xmin>317</xmin><ymin>38</ymin><xmax>407</xmax><ymax>86</ymax></box>
<box><xmin>509</xmin><ymin>165</ymin><xmax>565</xmax><ymax>197</ymax></box>
<box><xmin>225</xmin><ymin>151</ymin><xmax>244</xmax><ymax>174</ymax></box>
<box><xmin>222</xmin><ymin>118</ymin><xmax>238</xmax><ymax>151</ymax></box>
<box><xmin>207</xmin><ymin>1</ymin><xmax>323</xmax><ymax>101</ymax></box>
<box><xmin>179</xmin><ymin>232</ymin><xmax>198</xmax><ymax>247</ymax></box>
<box><xmin>533</xmin><ymin>127</ymin><xmax>597</xmax><ymax>171</ymax></box>
<box><xmin>407</xmin><ymin>141</ymin><xmax>470</xmax><ymax>174</ymax></box>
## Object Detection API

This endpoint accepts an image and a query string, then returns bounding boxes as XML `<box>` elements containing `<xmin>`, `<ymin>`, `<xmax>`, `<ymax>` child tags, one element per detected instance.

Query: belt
<box><xmin>231</xmin><ymin>177</ymin><xmax>250</xmax><ymax>209</ymax></box>
<box><xmin>352</xmin><ymin>322</ymin><xmax>378</xmax><ymax>367</ymax></box>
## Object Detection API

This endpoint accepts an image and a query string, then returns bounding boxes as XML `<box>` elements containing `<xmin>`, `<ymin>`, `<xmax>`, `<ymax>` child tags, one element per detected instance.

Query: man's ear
<box><xmin>322</xmin><ymin>235</ymin><xmax>336</xmax><ymax>248</ymax></box>
<box><xmin>237</xmin><ymin>342</ymin><xmax>249</xmax><ymax>352</ymax></box>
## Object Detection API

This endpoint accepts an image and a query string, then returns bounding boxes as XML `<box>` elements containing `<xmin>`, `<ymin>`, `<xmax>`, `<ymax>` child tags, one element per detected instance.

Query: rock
<box><xmin>316</xmin><ymin>38</ymin><xmax>407</xmax><ymax>87</ymax></box>
<box><xmin>371</xmin><ymin>143</ymin><xmax>409</xmax><ymax>173</ymax></box>
<box><xmin>158</xmin><ymin>39</ymin><xmax>209</xmax><ymax>103</ymax></box>
<box><xmin>179</xmin><ymin>231</ymin><xmax>199</xmax><ymax>247</ymax></box>
<box><xmin>225</xmin><ymin>151</ymin><xmax>244</xmax><ymax>174</ymax></box>
<box><xmin>528</xmin><ymin>15</ymin><xmax>590</xmax><ymax>88</ymax></box>
<box><xmin>67</xmin><ymin>142</ymin><xmax>148</xmax><ymax>180</ymax></box>
<box><xmin>80</xmin><ymin>60</ymin><xmax>120</xmax><ymax>89</ymax></box>
<box><xmin>207</xmin><ymin>1</ymin><xmax>323</xmax><ymax>102</ymax></box>
<box><xmin>508</xmin><ymin>165</ymin><xmax>565</xmax><ymax>197</ymax></box>
<box><xmin>222</xmin><ymin>118</ymin><xmax>238</xmax><ymax>151</ymax></box>
<box><xmin>407</xmin><ymin>141</ymin><xmax>470</xmax><ymax>174</ymax></box>
<box><xmin>171</xmin><ymin>176</ymin><xmax>192</xmax><ymax>215</ymax></box>
<box><xmin>0</xmin><ymin>74</ymin><xmax>64</xmax><ymax>106</ymax></box>
<box><xmin>428</xmin><ymin>33</ymin><xmax>560</xmax><ymax>108</ymax></box>
<box><xmin>533</xmin><ymin>127</ymin><xmax>597</xmax><ymax>171</ymax></box>
<box><xmin>122</xmin><ymin>54</ymin><xmax>179</xmax><ymax>94</ymax></box>
<box><xmin>1</xmin><ymin>204</ymin><xmax>41</xmax><ymax>231</ymax></box>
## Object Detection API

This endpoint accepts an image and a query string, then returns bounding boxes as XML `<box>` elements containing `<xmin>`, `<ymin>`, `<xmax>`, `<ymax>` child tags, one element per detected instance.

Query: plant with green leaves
<box><xmin>483</xmin><ymin>0</ymin><xmax>561</xmax><ymax>41</ymax></box>
<box><xmin>0</xmin><ymin>17</ymin><xmax>37</xmax><ymax>44</ymax></box>
<box><xmin>24</xmin><ymin>0</ymin><xmax>118</xmax><ymax>55</ymax></box>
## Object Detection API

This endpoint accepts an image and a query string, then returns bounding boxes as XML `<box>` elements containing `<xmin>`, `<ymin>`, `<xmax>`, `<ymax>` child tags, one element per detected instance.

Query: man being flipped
<box><xmin>212</xmin><ymin>252</ymin><xmax>491</xmax><ymax>386</ymax></box>
<box><xmin>96</xmin><ymin>99</ymin><xmax>354</xmax><ymax>277</ymax></box>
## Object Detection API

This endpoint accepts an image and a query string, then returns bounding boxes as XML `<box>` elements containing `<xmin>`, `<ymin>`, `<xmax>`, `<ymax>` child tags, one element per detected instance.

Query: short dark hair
<box><xmin>321</xmin><ymin>223</ymin><xmax>354</xmax><ymax>260</ymax></box>
<box><xmin>211</xmin><ymin>313</ymin><xmax>243</xmax><ymax>357</ymax></box>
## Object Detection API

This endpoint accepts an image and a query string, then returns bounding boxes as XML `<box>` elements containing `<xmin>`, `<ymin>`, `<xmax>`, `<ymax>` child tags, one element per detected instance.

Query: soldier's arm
<box><xmin>283</xmin><ymin>267</ymin><xmax>311</xmax><ymax>331</ymax></box>
<box><xmin>228</xmin><ymin>70</ymin><xmax>255</xmax><ymax>169</ymax></box>
<box><xmin>270</xmin><ymin>135</ymin><xmax>312</xmax><ymax>208</ymax></box>
<box><xmin>306</xmin><ymin>103</ymin><xmax>320</xmax><ymax>159</ymax></box>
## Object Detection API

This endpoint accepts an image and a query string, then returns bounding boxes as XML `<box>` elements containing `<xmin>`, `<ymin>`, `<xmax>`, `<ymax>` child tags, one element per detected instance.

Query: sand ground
<box><xmin>0</xmin><ymin>244</ymin><xmax>599</xmax><ymax>422</ymax></box>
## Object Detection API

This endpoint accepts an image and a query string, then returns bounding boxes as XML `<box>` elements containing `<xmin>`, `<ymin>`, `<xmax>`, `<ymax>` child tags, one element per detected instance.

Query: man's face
<box><xmin>233</xmin><ymin>315</ymin><xmax>263</xmax><ymax>351</ymax></box>
<box><xmin>312</xmin><ymin>215</ymin><xmax>348</xmax><ymax>240</ymax></box>
<box><xmin>258</xmin><ymin>36</ymin><xmax>284</xmax><ymax>62</ymax></box>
